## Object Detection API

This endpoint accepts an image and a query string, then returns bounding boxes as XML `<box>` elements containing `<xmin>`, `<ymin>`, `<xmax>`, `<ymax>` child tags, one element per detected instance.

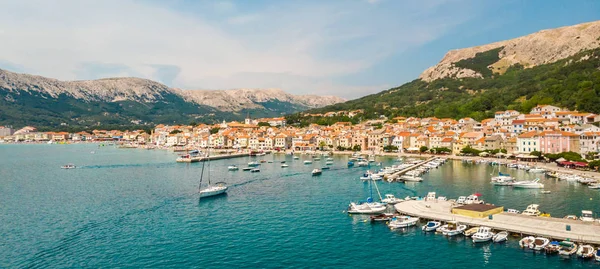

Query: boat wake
<box><xmin>79</xmin><ymin>162</ymin><xmax>175</xmax><ymax>169</ymax></box>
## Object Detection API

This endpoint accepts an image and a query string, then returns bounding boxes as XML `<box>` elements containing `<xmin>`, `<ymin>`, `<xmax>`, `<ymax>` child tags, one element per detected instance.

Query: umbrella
<box><xmin>556</xmin><ymin>157</ymin><xmax>566</xmax><ymax>162</ymax></box>
<box><xmin>474</xmin><ymin>192</ymin><xmax>482</xmax><ymax>197</ymax></box>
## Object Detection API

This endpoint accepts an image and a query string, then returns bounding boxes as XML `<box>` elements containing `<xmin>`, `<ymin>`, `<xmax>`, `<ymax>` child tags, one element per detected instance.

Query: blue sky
<box><xmin>0</xmin><ymin>0</ymin><xmax>598</xmax><ymax>99</ymax></box>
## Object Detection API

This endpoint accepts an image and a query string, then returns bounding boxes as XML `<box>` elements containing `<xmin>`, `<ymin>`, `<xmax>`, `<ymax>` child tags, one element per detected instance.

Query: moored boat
<box><xmin>519</xmin><ymin>236</ymin><xmax>535</xmax><ymax>249</ymax></box>
<box><xmin>347</xmin><ymin>201</ymin><xmax>386</xmax><ymax>214</ymax></box>
<box><xmin>545</xmin><ymin>241</ymin><xmax>560</xmax><ymax>254</ymax></box>
<box><xmin>522</xmin><ymin>204</ymin><xmax>541</xmax><ymax>216</ymax></box>
<box><xmin>227</xmin><ymin>165</ymin><xmax>239</xmax><ymax>171</ymax></box>
<box><xmin>512</xmin><ymin>178</ymin><xmax>544</xmax><ymax>189</ymax></box>
<box><xmin>242</xmin><ymin>167</ymin><xmax>252</xmax><ymax>171</ymax></box>
<box><xmin>471</xmin><ymin>227</ymin><xmax>494</xmax><ymax>243</ymax></box>
<box><xmin>532</xmin><ymin>237</ymin><xmax>550</xmax><ymax>251</ymax></box>
<box><xmin>421</xmin><ymin>221</ymin><xmax>441</xmax><ymax>232</ymax></box>
<box><xmin>312</xmin><ymin>168</ymin><xmax>322</xmax><ymax>176</ymax></box>
<box><xmin>463</xmin><ymin>227</ymin><xmax>479</xmax><ymax>237</ymax></box>
<box><xmin>558</xmin><ymin>241</ymin><xmax>578</xmax><ymax>256</ymax></box>
<box><xmin>492</xmin><ymin>231</ymin><xmax>508</xmax><ymax>243</ymax></box>
<box><xmin>381</xmin><ymin>194</ymin><xmax>403</xmax><ymax>204</ymax></box>
<box><xmin>281</xmin><ymin>164</ymin><xmax>289</xmax><ymax>168</ymax></box>
<box><xmin>370</xmin><ymin>213</ymin><xmax>397</xmax><ymax>222</ymax></box>
<box><xmin>248</xmin><ymin>161</ymin><xmax>260</xmax><ymax>167</ymax></box>
<box><xmin>251</xmin><ymin>168</ymin><xmax>260</xmax><ymax>173</ymax></box>
<box><xmin>577</xmin><ymin>245</ymin><xmax>595</xmax><ymax>259</ymax></box>
<box><xmin>388</xmin><ymin>215</ymin><xmax>419</xmax><ymax>229</ymax></box>
<box><xmin>61</xmin><ymin>163</ymin><xmax>76</xmax><ymax>169</ymax></box>
<box><xmin>303</xmin><ymin>160</ymin><xmax>313</xmax><ymax>164</ymax></box>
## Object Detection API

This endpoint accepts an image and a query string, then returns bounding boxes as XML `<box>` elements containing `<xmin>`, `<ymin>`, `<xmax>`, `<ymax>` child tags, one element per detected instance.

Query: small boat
<box><xmin>242</xmin><ymin>167</ymin><xmax>252</xmax><ymax>171</ymax></box>
<box><xmin>563</xmin><ymin>215</ymin><xmax>577</xmax><ymax>220</ymax></box>
<box><xmin>492</xmin><ymin>231</ymin><xmax>508</xmax><ymax>243</ymax></box>
<box><xmin>577</xmin><ymin>245</ymin><xmax>595</xmax><ymax>259</ymax></box>
<box><xmin>325</xmin><ymin>161</ymin><xmax>333</xmax><ymax>165</ymax></box>
<box><xmin>532</xmin><ymin>237</ymin><xmax>550</xmax><ymax>251</ymax></box>
<box><xmin>541</xmin><ymin>190</ymin><xmax>551</xmax><ymax>194</ymax></box>
<box><xmin>321</xmin><ymin>166</ymin><xmax>330</xmax><ymax>170</ymax></box>
<box><xmin>595</xmin><ymin>249</ymin><xmax>600</xmax><ymax>261</ymax></box>
<box><xmin>304</xmin><ymin>160</ymin><xmax>313</xmax><ymax>164</ymax></box>
<box><xmin>370</xmin><ymin>213</ymin><xmax>397</xmax><ymax>222</ymax></box>
<box><xmin>440</xmin><ymin>221</ymin><xmax>467</xmax><ymax>236</ymax></box>
<box><xmin>61</xmin><ymin>163</ymin><xmax>76</xmax><ymax>169</ymax></box>
<box><xmin>512</xmin><ymin>178</ymin><xmax>544</xmax><ymax>189</ymax></box>
<box><xmin>463</xmin><ymin>227</ymin><xmax>479</xmax><ymax>237</ymax></box>
<box><xmin>506</xmin><ymin>209</ymin><xmax>521</xmax><ymax>214</ymax></box>
<box><xmin>580</xmin><ymin>210</ymin><xmax>595</xmax><ymax>222</ymax></box>
<box><xmin>464</xmin><ymin>194</ymin><xmax>484</xmax><ymax>204</ymax></box>
<box><xmin>360</xmin><ymin>171</ymin><xmax>372</xmax><ymax>181</ymax></box>
<box><xmin>472</xmin><ymin>227</ymin><xmax>494</xmax><ymax>243</ymax></box>
<box><xmin>227</xmin><ymin>165</ymin><xmax>239</xmax><ymax>171</ymax></box>
<box><xmin>281</xmin><ymin>164</ymin><xmax>289</xmax><ymax>168</ymax></box>
<box><xmin>293</xmin><ymin>156</ymin><xmax>299</xmax><ymax>160</ymax></box>
<box><xmin>388</xmin><ymin>215</ymin><xmax>419</xmax><ymax>229</ymax></box>
<box><xmin>281</xmin><ymin>161</ymin><xmax>286</xmax><ymax>163</ymax></box>
<box><xmin>260</xmin><ymin>160</ymin><xmax>267</xmax><ymax>163</ymax></box>
<box><xmin>558</xmin><ymin>241</ymin><xmax>578</xmax><ymax>256</ymax></box>
<box><xmin>522</xmin><ymin>204</ymin><xmax>541</xmax><ymax>216</ymax></box>
<box><xmin>491</xmin><ymin>172</ymin><xmax>514</xmax><ymax>186</ymax></box>
<box><xmin>519</xmin><ymin>236</ymin><xmax>535</xmax><ymax>249</ymax></box>
<box><xmin>545</xmin><ymin>241</ymin><xmax>560</xmax><ymax>254</ymax></box>
<box><xmin>312</xmin><ymin>168</ymin><xmax>322</xmax><ymax>176</ymax></box>
<box><xmin>326</xmin><ymin>157</ymin><xmax>333</xmax><ymax>161</ymax></box>
<box><xmin>400</xmin><ymin>175</ymin><xmax>423</xmax><ymax>182</ymax></box>
<box><xmin>251</xmin><ymin>168</ymin><xmax>260</xmax><ymax>173</ymax></box>
<box><xmin>347</xmin><ymin>161</ymin><xmax>354</xmax><ymax>167</ymax></box>
<box><xmin>588</xmin><ymin>183</ymin><xmax>600</xmax><ymax>189</ymax></box>
<box><xmin>422</xmin><ymin>221</ymin><xmax>441</xmax><ymax>232</ymax></box>
<box><xmin>267</xmin><ymin>161</ymin><xmax>273</xmax><ymax>163</ymax></box>
<box><xmin>381</xmin><ymin>194</ymin><xmax>403</xmax><ymax>204</ymax></box>
<box><xmin>528</xmin><ymin>167</ymin><xmax>547</xmax><ymax>173</ymax></box>
<box><xmin>248</xmin><ymin>161</ymin><xmax>260</xmax><ymax>167</ymax></box>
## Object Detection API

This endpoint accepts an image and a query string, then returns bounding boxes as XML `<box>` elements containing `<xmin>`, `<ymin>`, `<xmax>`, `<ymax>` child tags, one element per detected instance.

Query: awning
<box><xmin>555</xmin><ymin>157</ymin><xmax>566</xmax><ymax>162</ymax></box>
<box><xmin>573</xmin><ymin>162</ymin><xmax>588</xmax><ymax>167</ymax></box>
<box><xmin>559</xmin><ymin>161</ymin><xmax>574</xmax><ymax>165</ymax></box>
<box><xmin>406</xmin><ymin>147</ymin><xmax>419</xmax><ymax>151</ymax></box>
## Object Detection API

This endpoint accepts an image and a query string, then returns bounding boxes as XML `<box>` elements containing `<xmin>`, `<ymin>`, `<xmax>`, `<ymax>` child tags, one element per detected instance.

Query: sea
<box><xmin>1</xmin><ymin>144</ymin><xmax>599</xmax><ymax>268</ymax></box>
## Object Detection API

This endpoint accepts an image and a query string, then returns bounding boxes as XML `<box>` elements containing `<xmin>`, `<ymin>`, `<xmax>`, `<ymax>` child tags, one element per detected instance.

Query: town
<box><xmin>1</xmin><ymin>105</ymin><xmax>600</xmax><ymax>161</ymax></box>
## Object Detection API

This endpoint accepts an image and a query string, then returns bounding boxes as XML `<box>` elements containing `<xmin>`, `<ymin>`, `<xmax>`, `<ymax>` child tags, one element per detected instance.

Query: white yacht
<box><xmin>522</xmin><ymin>204</ymin><xmax>541</xmax><ymax>216</ymax></box>
<box><xmin>200</xmin><ymin>182</ymin><xmax>228</xmax><ymax>198</ymax></box>
<box><xmin>387</xmin><ymin>216</ymin><xmax>419</xmax><ymax>229</ymax></box>
<box><xmin>439</xmin><ymin>221</ymin><xmax>467</xmax><ymax>236</ymax></box>
<box><xmin>491</xmin><ymin>172</ymin><xmax>514</xmax><ymax>185</ymax></box>
<box><xmin>281</xmin><ymin>164</ymin><xmax>289</xmax><ymax>168</ymax></box>
<box><xmin>471</xmin><ymin>227</ymin><xmax>494</xmax><ymax>243</ymax></box>
<box><xmin>422</xmin><ymin>221</ymin><xmax>441</xmax><ymax>232</ymax></box>
<box><xmin>347</xmin><ymin>201</ymin><xmax>386</xmax><ymax>214</ymax></box>
<box><xmin>227</xmin><ymin>165</ymin><xmax>239</xmax><ymax>171</ymax></box>
<box><xmin>492</xmin><ymin>231</ymin><xmax>508</xmax><ymax>243</ymax></box>
<box><xmin>512</xmin><ymin>178</ymin><xmax>544</xmax><ymax>189</ymax></box>
<box><xmin>580</xmin><ymin>210</ymin><xmax>595</xmax><ymax>222</ymax></box>
<box><xmin>464</xmin><ymin>194</ymin><xmax>484</xmax><ymax>205</ymax></box>
<box><xmin>303</xmin><ymin>160</ymin><xmax>313</xmax><ymax>164</ymax></box>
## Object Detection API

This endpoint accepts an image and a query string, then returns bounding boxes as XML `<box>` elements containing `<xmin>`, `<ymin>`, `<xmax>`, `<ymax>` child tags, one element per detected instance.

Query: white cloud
<box><xmin>0</xmin><ymin>0</ymin><xmax>477</xmax><ymax>98</ymax></box>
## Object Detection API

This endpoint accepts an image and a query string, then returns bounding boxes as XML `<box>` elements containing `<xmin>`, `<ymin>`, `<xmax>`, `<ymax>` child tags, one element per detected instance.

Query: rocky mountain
<box><xmin>289</xmin><ymin>20</ymin><xmax>600</xmax><ymax>125</ymax></box>
<box><xmin>420</xmin><ymin>20</ymin><xmax>600</xmax><ymax>81</ymax></box>
<box><xmin>0</xmin><ymin>68</ymin><xmax>344</xmax><ymax>129</ymax></box>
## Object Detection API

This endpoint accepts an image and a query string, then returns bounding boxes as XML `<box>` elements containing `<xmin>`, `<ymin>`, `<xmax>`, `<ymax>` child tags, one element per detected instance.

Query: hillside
<box><xmin>0</xmin><ymin>69</ymin><xmax>344</xmax><ymax>129</ymax></box>
<box><xmin>288</xmin><ymin>21</ymin><xmax>600</xmax><ymax>125</ymax></box>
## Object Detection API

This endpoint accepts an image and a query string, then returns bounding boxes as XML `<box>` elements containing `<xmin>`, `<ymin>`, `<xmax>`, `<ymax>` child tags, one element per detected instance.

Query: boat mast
<box><xmin>207</xmin><ymin>148</ymin><xmax>211</xmax><ymax>186</ymax></box>
<box><xmin>372</xmin><ymin>180</ymin><xmax>383</xmax><ymax>202</ymax></box>
<box><xmin>198</xmin><ymin>154</ymin><xmax>206</xmax><ymax>190</ymax></box>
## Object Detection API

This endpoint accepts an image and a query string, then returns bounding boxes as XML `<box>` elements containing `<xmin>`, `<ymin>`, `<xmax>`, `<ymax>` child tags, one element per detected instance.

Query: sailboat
<box><xmin>347</xmin><ymin>179</ymin><xmax>386</xmax><ymax>214</ymax></box>
<box><xmin>199</xmin><ymin>150</ymin><xmax>228</xmax><ymax>198</ymax></box>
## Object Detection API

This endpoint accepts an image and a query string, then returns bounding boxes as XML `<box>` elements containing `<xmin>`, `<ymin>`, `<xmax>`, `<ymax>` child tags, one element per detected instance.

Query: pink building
<box><xmin>539</xmin><ymin>131</ymin><xmax>580</xmax><ymax>154</ymax></box>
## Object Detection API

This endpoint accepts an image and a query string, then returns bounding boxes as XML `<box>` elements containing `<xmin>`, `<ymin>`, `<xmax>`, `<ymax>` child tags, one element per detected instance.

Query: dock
<box><xmin>176</xmin><ymin>152</ymin><xmax>267</xmax><ymax>163</ymax></box>
<box><xmin>386</xmin><ymin>157</ymin><xmax>437</xmax><ymax>181</ymax></box>
<box><xmin>395</xmin><ymin>200</ymin><xmax>600</xmax><ymax>244</ymax></box>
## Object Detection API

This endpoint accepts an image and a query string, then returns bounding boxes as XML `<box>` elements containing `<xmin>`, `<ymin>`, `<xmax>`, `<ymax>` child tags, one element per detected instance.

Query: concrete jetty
<box><xmin>386</xmin><ymin>157</ymin><xmax>437</xmax><ymax>181</ymax></box>
<box><xmin>395</xmin><ymin>200</ymin><xmax>600</xmax><ymax>244</ymax></box>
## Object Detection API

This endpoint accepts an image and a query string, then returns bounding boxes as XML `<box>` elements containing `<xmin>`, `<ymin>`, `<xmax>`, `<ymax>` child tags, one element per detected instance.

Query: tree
<box><xmin>460</xmin><ymin>146</ymin><xmax>481</xmax><ymax>156</ymax></box>
<box><xmin>169</xmin><ymin>129</ymin><xmax>182</xmax><ymax>135</ymax></box>
<box><xmin>257</xmin><ymin>122</ymin><xmax>271</xmax><ymax>127</ymax></box>
<box><xmin>318</xmin><ymin>141</ymin><xmax>327</xmax><ymax>151</ymax></box>
<box><xmin>419</xmin><ymin>146</ymin><xmax>429</xmax><ymax>153</ymax></box>
<box><xmin>530</xmin><ymin>151</ymin><xmax>542</xmax><ymax>158</ymax></box>
<box><xmin>209</xmin><ymin>127</ymin><xmax>220</xmax><ymax>134</ymax></box>
<box><xmin>588</xmin><ymin>160</ymin><xmax>600</xmax><ymax>171</ymax></box>
<box><xmin>383</xmin><ymin>145</ymin><xmax>398</xmax><ymax>152</ymax></box>
<box><xmin>336</xmin><ymin>146</ymin><xmax>346</xmax><ymax>151</ymax></box>
<box><xmin>352</xmin><ymin>145</ymin><xmax>362</xmax><ymax>152</ymax></box>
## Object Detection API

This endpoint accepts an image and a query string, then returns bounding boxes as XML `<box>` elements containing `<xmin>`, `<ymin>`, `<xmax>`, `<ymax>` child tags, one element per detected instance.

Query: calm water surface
<box><xmin>1</xmin><ymin>144</ymin><xmax>599</xmax><ymax>268</ymax></box>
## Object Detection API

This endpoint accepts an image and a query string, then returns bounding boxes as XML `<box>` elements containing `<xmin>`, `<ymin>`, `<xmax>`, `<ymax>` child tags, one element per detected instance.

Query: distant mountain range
<box><xmin>291</xmin><ymin>20</ymin><xmax>600</xmax><ymax>125</ymax></box>
<box><xmin>0</xmin><ymin>69</ymin><xmax>345</xmax><ymax>129</ymax></box>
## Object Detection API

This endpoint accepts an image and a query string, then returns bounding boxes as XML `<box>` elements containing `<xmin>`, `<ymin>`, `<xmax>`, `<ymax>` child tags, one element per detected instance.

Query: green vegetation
<box><xmin>288</xmin><ymin>47</ymin><xmax>600</xmax><ymax>123</ymax></box>
<box><xmin>352</xmin><ymin>145</ymin><xmax>362</xmax><ymax>151</ymax></box>
<box><xmin>169</xmin><ymin>130</ymin><xmax>182</xmax><ymax>135</ymax></box>
<box><xmin>431</xmin><ymin>147</ymin><xmax>452</xmax><ymax>154</ymax></box>
<box><xmin>460</xmin><ymin>146</ymin><xmax>481</xmax><ymax>156</ymax></box>
<box><xmin>544</xmin><ymin>151</ymin><xmax>585</xmax><ymax>162</ymax></box>
<box><xmin>383</xmin><ymin>145</ymin><xmax>398</xmax><ymax>152</ymax></box>
<box><xmin>257</xmin><ymin>122</ymin><xmax>271</xmax><ymax>127</ymax></box>
<box><xmin>209</xmin><ymin>127</ymin><xmax>220</xmax><ymax>134</ymax></box>
<box><xmin>419</xmin><ymin>146</ymin><xmax>429</xmax><ymax>153</ymax></box>
<box><xmin>454</xmin><ymin>47</ymin><xmax>503</xmax><ymax>78</ymax></box>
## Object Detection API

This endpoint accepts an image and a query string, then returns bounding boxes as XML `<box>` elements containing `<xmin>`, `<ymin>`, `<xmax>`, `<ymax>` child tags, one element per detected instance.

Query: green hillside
<box><xmin>287</xmin><ymin>47</ymin><xmax>600</xmax><ymax>126</ymax></box>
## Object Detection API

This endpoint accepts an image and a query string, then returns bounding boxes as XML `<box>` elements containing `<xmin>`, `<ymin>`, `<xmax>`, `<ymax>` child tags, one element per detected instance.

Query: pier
<box><xmin>386</xmin><ymin>157</ymin><xmax>437</xmax><ymax>181</ymax></box>
<box><xmin>395</xmin><ymin>200</ymin><xmax>600</xmax><ymax>244</ymax></box>
<box><xmin>176</xmin><ymin>152</ymin><xmax>268</xmax><ymax>163</ymax></box>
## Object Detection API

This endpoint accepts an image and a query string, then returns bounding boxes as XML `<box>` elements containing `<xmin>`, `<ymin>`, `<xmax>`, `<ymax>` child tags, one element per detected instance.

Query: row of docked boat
<box><xmin>546</xmin><ymin>171</ymin><xmax>598</xmax><ymax>186</ymax></box>
<box><xmin>519</xmin><ymin>237</ymin><xmax>600</xmax><ymax>260</ymax></box>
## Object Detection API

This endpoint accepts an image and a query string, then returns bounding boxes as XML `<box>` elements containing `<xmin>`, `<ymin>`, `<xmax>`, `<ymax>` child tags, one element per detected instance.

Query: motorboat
<box><xmin>388</xmin><ymin>215</ymin><xmax>419</xmax><ymax>229</ymax></box>
<box><xmin>293</xmin><ymin>156</ymin><xmax>299</xmax><ymax>160</ymax></box>
<box><xmin>227</xmin><ymin>165</ymin><xmax>239</xmax><ymax>171</ymax></box>
<box><xmin>313</xmin><ymin>157</ymin><xmax>321</xmax><ymax>161</ymax></box>
<box><xmin>512</xmin><ymin>178</ymin><xmax>544</xmax><ymax>189</ymax></box>
<box><xmin>61</xmin><ymin>163</ymin><xmax>76</xmax><ymax>169</ymax></box>
<box><xmin>541</xmin><ymin>190</ymin><xmax>551</xmax><ymax>194</ymax></box>
<box><xmin>558</xmin><ymin>241</ymin><xmax>578</xmax><ymax>256</ymax></box>
<box><xmin>400</xmin><ymin>175</ymin><xmax>423</xmax><ymax>182</ymax></box>
<box><xmin>464</xmin><ymin>194</ymin><xmax>484</xmax><ymax>205</ymax></box>
<box><xmin>522</xmin><ymin>204</ymin><xmax>541</xmax><ymax>216</ymax></box>
<box><xmin>360</xmin><ymin>171</ymin><xmax>372</xmax><ymax>181</ymax></box>
<box><xmin>528</xmin><ymin>167</ymin><xmax>547</xmax><ymax>173</ymax></box>
<box><xmin>456</xmin><ymin>196</ymin><xmax>467</xmax><ymax>205</ymax></box>
<box><xmin>463</xmin><ymin>227</ymin><xmax>479</xmax><ymax>237</ymax></box>
<box><xmin>596</xmin><ymin>249</ymin><xmax>600</xmax><ymax>262</ymax></box>
<box><xmin>381</xmin><ymin>194</ymin><xmax>403</xmax><ymax>204</ymax></box>
<box><xmin>281</xmin><ymin>164</ymin><xmax>289</xmax><ymax>168</ymax></box>
<box><xmin>506</xmin><ymin>209</ymin><xmax>521</xmax><ymax>214</ymax></box>
<box><xmin>492</xmin><ymin>231</ymin><xmax>508</xmax><ymax>243</ymax></box>
<box><xmin>519</xmin><ymin>236</ymin><xmax>535</xmax><ymax>249</ymax></box>
<box><xmin>281</xmin><ymin>161</ymin><xmax>286</xmax><ymax>163</ymax></box>
<box><xmin>471</xmin><ymin>227</ymin><xmax>494</xmax><ymax>243</ymax></box>
<box><xmin>422</xmin><ymin>221</ymin><xmax>442</xmax><ymax>232</ymax></box>
<box><xmin>545</xmin><ymin>241</ymin><xmax>560</xmax><ymax>254</ymax></box>
<box><xmin>532</xmin><ymin>237</ymin><xmax>550</xmax><ymax>251</ymax></box>
<box><xmin>321</xmin><ymin>166</ymin><xmax>330</xmax><ymax>170</ymax></box>
<box><xmin>248</xmin><ymin>161</ymin><xmax>260</xmax><ymax>167</ymax></box>
<box><xmin>440</xmin><ymin>222</ymin><xmax>467</xmax><ymax>236</ymax></box>
<box><xmin>357</xmin><ymin>160</ymin><xmax>369</xmax><ymax>167</ymax></box>
<box><xmin>326</xmin><ymin>157</ymin><xmax>334</xmax><ymax>161</ymax></box>
<box><xmin>347</xmin><ymin>201</ymin><xmax>387</xmax><ymax>214</ymax></box>
<box><xmin>580</xmin><ymin>210</ymin><xmax>595</xmax><ymax>222</ymax></box>
<box><xmin>304</xmin><ymin>160</ymin><xmax>313</xmax><ymax>164</ymax></box>
<box><xmin>588</xmin><ymin>183</ymin><xmax>600</xmax><ymax>189</ymax></box>
<box><xmin>370</xmin><ymin>213</ymin><xmax>397</xmax><ymax>222</ymax></box>
<box><xmin>242</xmin><ymin>167</ymin><xmax>252</xmax><ymax>171</ymax></box>
<box><xmin>491</xmin><ymin>172</ymin><xmax>514</xmax><ymax>185</ymax></box>
<box><xmin>251</xmin><ymin>168</ymin><xmax>260</xmax><ymax>173</ymax></box>
<box><xmin>325</xmin><ymin>161</ymin><xmax>333</xmax><ymax>165</ymax></box>
<box><xmin>311</xmin><ymin>168</ymin><xmax>322</xmax><ymax>176</ymax></box>
<box><xmin>347</xmin><ymin>161</ymin><xmax>354</xmax><ymax>167</ymax></box>
<box><xmin>371</xmin><ymin>174</ymin><xmax>382</xmax><ymax>181</ymax></box>
<box><xmin>577</xmin><ymin>245</ymin><xmax>595</xmax><ymax>259</ymax></box>
<box><xmin>563</xmin><ymin>215</ymin><xmax>577</xmax><ymax>220</ymax></box>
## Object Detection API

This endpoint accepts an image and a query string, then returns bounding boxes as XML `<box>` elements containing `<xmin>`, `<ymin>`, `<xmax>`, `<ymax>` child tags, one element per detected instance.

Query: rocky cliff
<box><xmin>419</xmin><ymin>20</ymin><xmax>600</xmax><ymax>82</ymax></box>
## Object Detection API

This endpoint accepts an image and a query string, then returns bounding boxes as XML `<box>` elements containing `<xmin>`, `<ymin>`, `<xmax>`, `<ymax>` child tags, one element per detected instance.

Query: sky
<box><xmin>0</xmin><ymin>0</ymin><xmax>599</xmax><ymax>99</ymax></box>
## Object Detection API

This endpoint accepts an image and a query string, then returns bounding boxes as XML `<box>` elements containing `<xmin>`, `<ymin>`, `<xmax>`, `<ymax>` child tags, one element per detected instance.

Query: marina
<box><xmin>175</xmin><ymin>151</ymin><xmax>268</xmax><ymax>163</ymax></box>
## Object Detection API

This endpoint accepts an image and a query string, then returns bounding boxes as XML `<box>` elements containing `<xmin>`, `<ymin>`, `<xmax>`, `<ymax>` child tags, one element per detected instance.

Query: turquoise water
<box><xmin>1</xmin><ymin>144</ymin><xmax>599</xmax><ymax>268</ymax></box>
